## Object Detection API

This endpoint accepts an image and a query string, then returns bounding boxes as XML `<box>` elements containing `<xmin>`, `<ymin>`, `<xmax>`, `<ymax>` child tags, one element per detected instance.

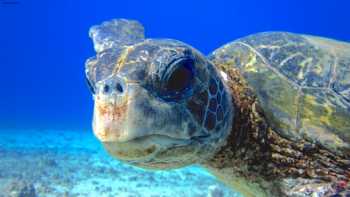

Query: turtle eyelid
<box><xmin>156</xmin><ymin>58</ymin><xmax>195</xmax><ymax>101</ymax></box>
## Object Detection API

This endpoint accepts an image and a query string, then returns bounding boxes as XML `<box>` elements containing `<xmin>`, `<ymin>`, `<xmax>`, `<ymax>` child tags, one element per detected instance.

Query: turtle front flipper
<box><xmin>280</xmin><ymin>178</ymin><xmax>350</xmax><ymax>197</ymax></box>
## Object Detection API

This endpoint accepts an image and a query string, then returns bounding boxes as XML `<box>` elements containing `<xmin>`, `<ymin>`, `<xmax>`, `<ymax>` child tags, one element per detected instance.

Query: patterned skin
<box><xmin>209</xmin><ymin>33</ymin><xmax>350</xmax><ymax>197</ymax></box>
<box><xmin>211</xmin><ymin>32</ymin><xmax>350</xmax><ymax>157</ymax></box>
<box><xmin>85</xmin><ymin>19</ymin><xmax>350</xmax><ymax>196</ymax></box>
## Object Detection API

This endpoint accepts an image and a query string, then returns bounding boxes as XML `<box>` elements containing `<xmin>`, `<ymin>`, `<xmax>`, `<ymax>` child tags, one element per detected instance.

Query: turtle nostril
<box><xmin>116</xmin><ymin>83</ymin><xmax>124</xmax><ymax>93</ymax></box>
<box><xmin>103</xmin><ymin>84</ymin><xmax>110</xmax><ymax>94</ymax></box>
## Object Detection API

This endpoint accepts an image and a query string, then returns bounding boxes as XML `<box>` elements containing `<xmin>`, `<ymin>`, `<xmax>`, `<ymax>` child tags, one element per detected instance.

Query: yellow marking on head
<box><xmin>112</xmin><ymin>41</ymin><xmax>148</xmax><ymax>75</ymax></box>
<box><xmin>113</xmin><ymin>46</ymin><xmax>133</xmax><ymax>74</ymax></box>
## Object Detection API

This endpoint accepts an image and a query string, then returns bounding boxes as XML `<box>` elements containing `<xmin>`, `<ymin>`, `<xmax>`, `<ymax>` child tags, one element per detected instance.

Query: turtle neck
<box><xmin>201</xmin><ymin>62</ymin><xmax>350</xmax><ymax>197</ymax></box>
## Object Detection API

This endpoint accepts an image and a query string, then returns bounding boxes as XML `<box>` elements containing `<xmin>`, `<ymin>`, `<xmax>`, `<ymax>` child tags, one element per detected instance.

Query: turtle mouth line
<box><xmin>102</xmin><ymin>134</ymin><xmax>208</xmax><ymax>161</ymax></box>
<box><xmin>102</xmin><ymin>134</ymin><xmax>183</xmax><ymax>162</ymax></box>
<box><xmin>116</xmin><ymin>133</ymin><xmax>210</xmax><ymax>144</ymax></box>
<box><xmin>116</xmin><ymin>134</ymin><xmax>193</xmax><ymax>144</ymax></box>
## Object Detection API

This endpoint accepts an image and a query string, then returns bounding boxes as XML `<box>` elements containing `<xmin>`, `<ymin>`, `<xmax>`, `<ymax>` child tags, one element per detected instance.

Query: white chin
<box><xmin>101</xmin><ymin>134</ymin><xmax>191</xmax><ymax>160</ymax></box>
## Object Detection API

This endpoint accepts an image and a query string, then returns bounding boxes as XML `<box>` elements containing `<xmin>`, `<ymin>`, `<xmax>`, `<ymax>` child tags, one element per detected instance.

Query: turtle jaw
<box><xmin>92</xmin><ymin>94</ymin><xmax>205</xmax><ymax>169</ymax></box>
<box><xmin>101</xmin><ymin>134</ymin><xmax>200</xmax><ymax>169</ymax></box>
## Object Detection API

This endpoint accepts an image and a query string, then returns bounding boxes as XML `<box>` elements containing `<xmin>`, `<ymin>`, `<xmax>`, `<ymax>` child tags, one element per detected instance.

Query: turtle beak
<box><xmin>93</xmin><ymin>96</ymin><xmax>129</xmax><ymax>142</ymax></box>
<box><xmin>92</xmin><ymin>76</ymin><xmax>131</xmax><ymax>142</ymax></box>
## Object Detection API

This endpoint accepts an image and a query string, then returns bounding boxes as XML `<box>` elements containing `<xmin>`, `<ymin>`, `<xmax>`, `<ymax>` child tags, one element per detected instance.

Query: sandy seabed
<box><xmin>0</xmin><ymin>130</ymin><xmax>241</xmax><ymax>197</ymax></box>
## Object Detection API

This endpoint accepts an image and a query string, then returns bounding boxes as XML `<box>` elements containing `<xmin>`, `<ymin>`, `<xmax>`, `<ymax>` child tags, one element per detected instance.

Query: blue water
<box><xmin>1</xmin><ymin>0</ymin><xmax>350</xmax><ymax>196</ymax></box>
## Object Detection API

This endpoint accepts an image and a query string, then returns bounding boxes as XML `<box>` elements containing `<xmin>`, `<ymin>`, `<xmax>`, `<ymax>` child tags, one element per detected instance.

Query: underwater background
<box><xmin>1</xmin><ymin>0</ymin><xmax>350</xmax><ymax>196</ymax></box>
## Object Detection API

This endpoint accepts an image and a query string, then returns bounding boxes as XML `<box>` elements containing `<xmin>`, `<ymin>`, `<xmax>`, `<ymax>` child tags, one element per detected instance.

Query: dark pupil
<box><xmin>165</xmin><ymin>62</ymin><xmax>193</xmax><ymax>92</ymax></box>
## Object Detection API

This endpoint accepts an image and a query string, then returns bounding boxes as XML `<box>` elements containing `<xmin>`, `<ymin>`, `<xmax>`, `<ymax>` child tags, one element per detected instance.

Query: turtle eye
<box><xmin>161</xmin><ymin>58</ymin><xmax>195</xmax><ymax>100</ymax></box>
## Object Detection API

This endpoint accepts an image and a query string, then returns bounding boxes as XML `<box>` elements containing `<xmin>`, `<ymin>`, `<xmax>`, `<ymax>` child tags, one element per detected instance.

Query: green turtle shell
<box><xmin>210</xmin><ymin>32</ymin><xmax>350</xmax><ymax>156</ymax></box>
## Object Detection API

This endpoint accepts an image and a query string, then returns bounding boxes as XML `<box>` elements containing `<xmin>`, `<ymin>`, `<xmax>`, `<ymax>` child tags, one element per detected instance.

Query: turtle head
<box><xmin>85</xmin><ymin>19</ymin><xmax>234</xmax><ymax>169</ymax></box>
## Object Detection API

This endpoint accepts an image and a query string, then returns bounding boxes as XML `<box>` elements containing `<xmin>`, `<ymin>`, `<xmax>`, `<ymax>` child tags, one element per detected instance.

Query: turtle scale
<box><xmin>332</xmin><ymin>57</ymin><xmax>350</xmax><ymax>102</ymax></box>
<box><xmin>210</xmin><ymin>32</ymin><xmax>350</xmax><ymax>156</ymax></box>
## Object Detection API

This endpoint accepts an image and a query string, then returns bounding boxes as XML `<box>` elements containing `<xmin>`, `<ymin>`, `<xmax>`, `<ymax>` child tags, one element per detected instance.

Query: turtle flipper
<box><xmin>280</xmin><ymin>178</ymin><xmax>350</xmax><ymax>197</ymax></box>
<box><xmin>331</xmin><ymin>181</ymin><xmax>350</xmax><ymax>197</ymax></box>
<box><xmin>89</xmin><ymin>19</ymin><xmax>145</xmax><ymax>53</ymax></box>
<box><xmin>334</xmin><ymin>190</ymin><xmax>350</xmax><ymax>197</ymax></box>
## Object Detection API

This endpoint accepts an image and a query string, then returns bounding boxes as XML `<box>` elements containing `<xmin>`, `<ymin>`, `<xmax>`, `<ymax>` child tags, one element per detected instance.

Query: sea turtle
<box><xmin>85</xmin><ymin>19</ymin><xmax>350</xmax><ymax>197</ymax></box>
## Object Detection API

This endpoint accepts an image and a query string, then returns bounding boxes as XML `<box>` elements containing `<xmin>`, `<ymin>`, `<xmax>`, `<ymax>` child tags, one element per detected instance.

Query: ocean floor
<box><xmin>0</xmin><ymin>129</ymin><xmax>242</xmax><ymax>197</ymax></box>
